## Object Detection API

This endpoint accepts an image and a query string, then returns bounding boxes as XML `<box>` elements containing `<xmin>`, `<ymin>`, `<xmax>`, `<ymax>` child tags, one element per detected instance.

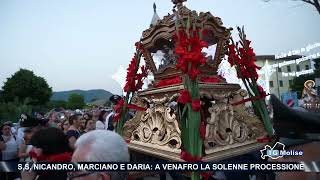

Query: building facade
<box><xmin>255</xmin><ymin>55</ymin><xmax>313</xmax><ymax>99</ymax></box>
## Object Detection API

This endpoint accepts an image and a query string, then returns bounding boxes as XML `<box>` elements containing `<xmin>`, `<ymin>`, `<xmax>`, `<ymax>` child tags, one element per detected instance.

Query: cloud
<box><xmin>111</xmin><ymin>65</ymin><xmax>126</xmax><ymax>89</ymax></box>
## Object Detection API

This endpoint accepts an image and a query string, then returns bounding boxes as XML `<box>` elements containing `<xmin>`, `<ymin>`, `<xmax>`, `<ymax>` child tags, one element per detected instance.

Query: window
<box><xmin>305</xmin><ymin>64</ymin><xmax>309</xmax><ymax>70</ymax></box>
<box><xmin>279</xmin><ymin>80</ymin><xmax>283</xmax><ymax>87</ymax></box>
<box><xmin>296</xmin><ymin>65</ymin><xmax>300</xmax><ymax>71</ymax></box>
<box><xmin>269</xmin><ymin>81</ymin><xmax>274</xmax><ymax>87</ymax></box>
<box><xmin>277</xmin><ymin>67</ymin><xmax>282</xmax><ymax>72</ymax></box>
<box><xmin>289</xmin><ymin>80</ymin><xmax>293</xmax><ymax>86</ymax></box>
<box><xmin>287</xmin><ymin>66</ymin><xmax>291</xmax><ymax>72</ymax></box>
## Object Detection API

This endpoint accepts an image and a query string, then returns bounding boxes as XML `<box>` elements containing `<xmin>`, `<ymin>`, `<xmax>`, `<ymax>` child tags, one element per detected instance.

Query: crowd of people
<box><xmin>0</xmin><ymin>95</ymin><xmax>130</xmax><ymax>180</ymax></box>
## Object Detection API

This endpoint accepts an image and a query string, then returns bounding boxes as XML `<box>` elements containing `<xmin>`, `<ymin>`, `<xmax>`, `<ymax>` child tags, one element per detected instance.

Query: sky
<box><xmin>0</xmin><ymin>0</ymin><xmax>319</xmax><ymax>95</ymax></box>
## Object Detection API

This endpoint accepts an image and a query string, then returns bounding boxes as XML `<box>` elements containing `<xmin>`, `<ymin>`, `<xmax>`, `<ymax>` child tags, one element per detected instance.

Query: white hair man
<box><xmin>70</xmin><ymin>130</ymin><xmax>130</xmax><ymax>180</ymax></box>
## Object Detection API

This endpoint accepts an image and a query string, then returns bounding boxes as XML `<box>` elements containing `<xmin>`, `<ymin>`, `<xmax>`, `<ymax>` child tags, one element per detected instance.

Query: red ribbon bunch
<box><xmin>113</xmin><ymin>98</ymin><xmax>146</xmax><ymax>121</ymax></box>
<box><xmin>177</xmin><ymin>90</ymin><xmax>201</xmax><ymax>112</ymax></box>
<box><xmin>174</xmin><ymin>29</ymin><xmax>208</xmax><ymax>80</ymax></box>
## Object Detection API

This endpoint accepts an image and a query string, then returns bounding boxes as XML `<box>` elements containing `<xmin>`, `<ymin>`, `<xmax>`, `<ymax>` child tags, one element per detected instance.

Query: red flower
<box><xmin>175</xmin><ymin>45</ymin><xmax>187</xmax><ymax>55</ymax></box>
<box><xmin>124</xmin><ymin>58</ymin><xmax>148</xmax><ymax>92</ymax></box>
<box><xmin>174</xmin><ymin>29</ymin><xmax>208</xmax><ymax>79</ymax></box>
<box><xmin>177</xmin><ymin>90</ymin><xmax>191</xmax><ymax>104</ymax></box>
<box><xmin>113</xmin><ymin>113</ymin><xmax>121</xmax><ymax>121</ymax></box>
<box><xmin>257</xmin><ymin>85</ymin><xmax>266</xmax><ymax>97</ymax></box>
<box><xmin>200</xmin><ymin>40</ymin><xmax>208</xmax><ymax>48</ymax></box>
<box><xmin>191</xmin><ymin>99</ymin><xmax>201</xmax><ymax>111</ymax></box>
<box><xmin>188</xmin><ymin>68</ymin><xmax>201</xmax><ymax>80</ymax></box>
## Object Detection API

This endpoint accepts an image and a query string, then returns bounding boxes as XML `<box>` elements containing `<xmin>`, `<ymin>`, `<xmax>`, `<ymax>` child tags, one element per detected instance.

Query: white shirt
<box><xmin>105</xmin><ymin>112</ymin><xmax>114</xmax><ymax>130</ymax></box>
<box><xmin>2</xmin><ymin>135</ymin><xmax>22</xmax><ymax>160</ymax></box>
<box><xmin>95</xmin><ymin>121</ymin><xmax>106</xmax><ymax>130</ymax></box>
<box><xmin>17</xmin><ymin>127</ymin><xmax>25</xmax><ymax>140</ymax></box>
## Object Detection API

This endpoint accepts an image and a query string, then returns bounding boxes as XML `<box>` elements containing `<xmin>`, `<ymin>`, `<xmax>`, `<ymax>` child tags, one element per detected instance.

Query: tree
<box><xmin>67</xmin><ymin>93</ymin><xmax>85</xmax><ymax>109</ymax></box>
<box><xmin>104</xmin><ymin>100</ymin><xmax>112</xmax><ymax>107</ymax></box>
<box><xmin>263</xmin><ymin>0</ymin><xmax>320</xmax><ymax>15</ymax></box>
<box><xmin>48</xmin><ymin>100</ymin><xmax>67</xmax><ymax>109</ymax></box>
<box><xmin>0</xmin><ymin>98</ymin><xmax>32</xmax><ymax>123</ymax></box>
<box><xmin>1</xmin><ymin>69</ymin><xmax>52</xmax><ymax>106</ymax></box>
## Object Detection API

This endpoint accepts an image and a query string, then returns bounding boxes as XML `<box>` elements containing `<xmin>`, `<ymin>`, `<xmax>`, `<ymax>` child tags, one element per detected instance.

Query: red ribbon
<box><xmin>200</xmin><ymin>172</ymin><xmax>214</xmax><ymax>180</ymax></box>
<box><xmin>200</xmin><ymin>76</ymin><xmax>222</xmax><ymax>83</ymax></box>
<box><xmin>231</xmin><ymin>94</ymin><xmax>269</xmax><ymax>106</ymax></box>
<box><xmin>126</xmin><ymin>104</ymin><xmax>146</xmax><ymax>111</ymax></box>
<box><xmin>256</xmin><ymin>137</ymin><xmax>273</xmax><ymax>143</ymax></box>
<box><xmin>155</xmin><ymin>77</ymin><xmax>182</xmax><ymax>87</ymax></box>
<box><xmin>113</xmin><ymin>98</ymin><xmax>146</xmax><ymax>121</ymax></box>
<box><xmin>180</xmin><ymin>151</ymin><xmax>214</xmax><ymax>179</ymax></box>
<box><xmin>180</xmin><ymin>151</ymin><xmax>202</xmax><ymax>162</ymax></box>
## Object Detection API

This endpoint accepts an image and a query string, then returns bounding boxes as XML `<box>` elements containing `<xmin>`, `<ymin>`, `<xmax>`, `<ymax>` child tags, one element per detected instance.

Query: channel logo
<box><xmin>260</xmin><ymin>142</ymin><xmax>304</xmax><ymax>160</ymax></box>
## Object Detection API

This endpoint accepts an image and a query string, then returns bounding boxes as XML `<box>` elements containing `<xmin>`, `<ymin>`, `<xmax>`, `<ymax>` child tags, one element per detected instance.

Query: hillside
<box><xmin>51</xmin><ymin>89</ymin><xmax>113</xmax><ymax>103</ymax></box>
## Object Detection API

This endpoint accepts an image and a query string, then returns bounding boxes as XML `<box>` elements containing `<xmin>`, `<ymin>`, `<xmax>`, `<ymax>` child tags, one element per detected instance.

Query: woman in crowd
<box><xmin>62</xmin><ymin>119</ymin><xmax>70</xmax><ymax>134</ymax></box>
<box><xmin>66</xmin><ymin>114</ymin><xmax>81</xmax><ymax>149</ymax></box>
<box><xmin>0</xmin><ymin>121</ymin><xmax>23</xmax><ymax>180</ymax></box>
<box><xmin>83</xmin><ymin>119</ymin><xmax>95</xmax><ymax>134</ymax></box>
<box><xmin>56</xmin><ymin>121</ymin><xmax>63</xmax><ymax>131</ymax></box>
<box><xmin>83</xmin><ymin>112</ymin><xmax>92</xmax><ymax>121</ymax></box>
<box><xmin>95</xmin><ymin>110</ymin><xmax>108</xmax><ymax>130</ymax></box>
<box><xmin>79</xmin><ymin>118</ymin><xmax>86</xmax><ymax>134</ymax></box>
<box><xmin>22</xmin><ymin>127</ymin><xmax>72</xmax><ymax>180</ymax></box>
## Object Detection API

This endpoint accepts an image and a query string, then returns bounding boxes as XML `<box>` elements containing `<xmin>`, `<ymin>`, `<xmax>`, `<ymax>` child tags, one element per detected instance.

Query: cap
<box><xmin>109</xmin><ymin>95</ymin><xmax>122</xmax><ymax>104</ymax></box>
<box><xmin>20</xmin><ymin>114</ymin><xmax>40</xmax><ymax>128</ymax></box>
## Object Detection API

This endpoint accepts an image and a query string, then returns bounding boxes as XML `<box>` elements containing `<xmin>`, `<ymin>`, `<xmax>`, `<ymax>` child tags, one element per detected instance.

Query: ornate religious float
<box><xmin>113</xmin><ymin>0</ymin><xmax>271</xmax><ymax>167</ymax></box>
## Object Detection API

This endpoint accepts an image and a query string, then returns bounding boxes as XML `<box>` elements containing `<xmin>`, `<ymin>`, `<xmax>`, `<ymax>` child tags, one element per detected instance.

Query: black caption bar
<box><xmin>1</xmin><ymin>162</ymin><xmax>319</xmax><ymax>172</ymax></box>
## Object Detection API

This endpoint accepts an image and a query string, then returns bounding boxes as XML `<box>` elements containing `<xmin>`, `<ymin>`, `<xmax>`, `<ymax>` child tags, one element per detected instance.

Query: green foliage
<box><xmin>67</xmin><ymin>93</ymin><xmax>85</xmax><ymax>110</ymax></box>
<box><xmin>48</xmin><ymin>100</ymin><xmax>67</xmax><ymax>109</ymax></box>
<box><xmin>0</xmin><ymin>99</ymin><xmax>32</xmax><ymax>123</ymax></box>
<box><xmin>104</xmin><ymin>101</ymin><xmax>111</xmax><ymax>107</ymax></box>
<box><xmin>2</xmin><ymin>69</ymin><xmax>52</xmax><ymax>106</ymax></box>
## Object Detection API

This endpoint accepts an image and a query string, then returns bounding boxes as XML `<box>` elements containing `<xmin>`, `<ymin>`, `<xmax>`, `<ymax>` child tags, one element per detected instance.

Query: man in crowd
<box><xmin>70</xmin><ymin>130</ymin><xmax>130</xmax><ymax>180</ymax></box>
<box><xmin>18</xmin><ymin>114</ymin><xmax>43</xmax><ymax>161</ymax></box>
<box><xmin>105</xmin><ymin>95</ymin><xmax>122</xmax><ymax>131</ymax></box>
<box><xmin>0</xmin><ymin>121</ymin><xmax>23</xmax><ymax>180</ymax></box>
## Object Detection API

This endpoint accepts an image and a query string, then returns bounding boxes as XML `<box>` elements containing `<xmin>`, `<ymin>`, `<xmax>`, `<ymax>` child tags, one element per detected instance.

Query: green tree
<box><xmin>0</xmin><ymin>98</ymin><xmax>32</xmax><ymax>123</ymax></box>
<box><xmin>67</xmin><ymin>93</ymin><xmax>85</xmax><ymax>109</ymax></box>
<box><xmin>104</xmin><ymin>100</ymin><xmax>111</xmax><ymax>107</ymax></box>
<box><xmin>48</xmin><ymin>100</ymin><xmax>67</xmax><ymax>109</ymax></box>
<box><xmin>1</xmin><ymin>69</ymin><xmax>52</xmax><ymax>105</ymax></box>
